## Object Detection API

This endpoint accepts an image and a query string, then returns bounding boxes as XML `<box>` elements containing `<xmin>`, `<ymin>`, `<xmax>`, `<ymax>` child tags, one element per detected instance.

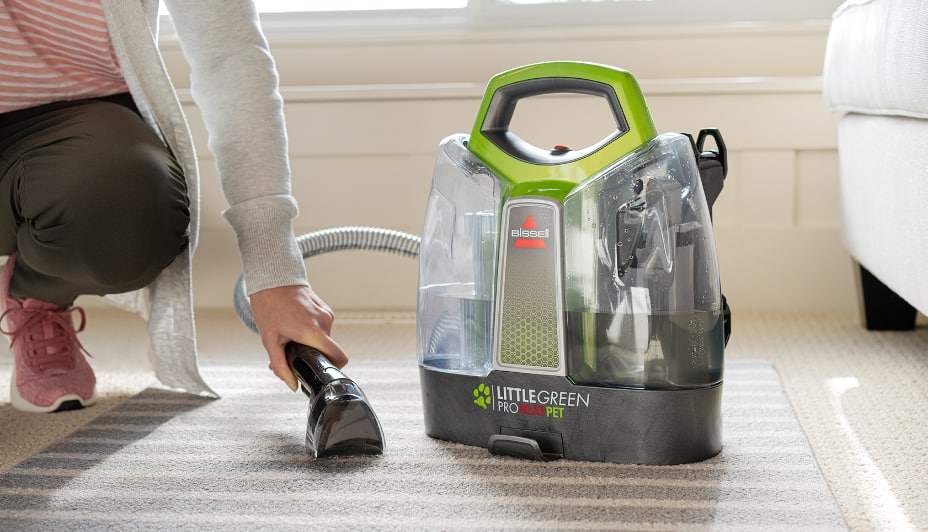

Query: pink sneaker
<box><xmin>1</xmin><ymin>255</ymin><xmax>96</xmax><ymax>413</ymax></box>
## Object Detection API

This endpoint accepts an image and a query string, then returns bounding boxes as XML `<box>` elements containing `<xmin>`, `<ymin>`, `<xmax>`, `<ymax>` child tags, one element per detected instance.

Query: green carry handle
<box><xmin>468</xmin><ymin>62</ymin><xmax>658</xmax><ymax>201</ymax></box>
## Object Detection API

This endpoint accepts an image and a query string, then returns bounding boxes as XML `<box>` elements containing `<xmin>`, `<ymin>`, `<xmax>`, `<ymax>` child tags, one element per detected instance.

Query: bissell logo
<box><xmin>511</xmin><ymin>215</ymin><xmax>548</xmax><ymax>248</ymax></box>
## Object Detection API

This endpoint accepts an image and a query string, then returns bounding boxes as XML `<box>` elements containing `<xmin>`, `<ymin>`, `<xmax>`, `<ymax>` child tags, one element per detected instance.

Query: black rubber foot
<box><xmin>857</xmin><ymin>264</ymin><xmax>917</xmax><ymax>331</ymax></box>
<box><xmin>54</xmin><ymin>400</ymin><xmax>86</xmax><ymax>413</ymax></box>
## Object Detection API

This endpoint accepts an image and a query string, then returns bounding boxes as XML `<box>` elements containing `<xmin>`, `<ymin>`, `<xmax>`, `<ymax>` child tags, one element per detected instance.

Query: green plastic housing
<box><xmin>467</xmin><ymin>61</ymin><xmax>658</xmax><ymax>201</ymax></box>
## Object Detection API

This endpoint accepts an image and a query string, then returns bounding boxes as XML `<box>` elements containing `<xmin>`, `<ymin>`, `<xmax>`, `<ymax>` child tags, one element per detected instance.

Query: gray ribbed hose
<box><xmin>234</xmin><ymin>226</ymin><xmax>421</xmax><ymax>334</ymax></box>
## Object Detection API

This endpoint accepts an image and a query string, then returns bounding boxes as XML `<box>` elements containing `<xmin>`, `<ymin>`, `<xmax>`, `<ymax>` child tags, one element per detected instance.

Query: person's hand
<box><xmin>248</xmin><ymin>284</ymin><xmax>348</xmax><ymax>392</ymax></box>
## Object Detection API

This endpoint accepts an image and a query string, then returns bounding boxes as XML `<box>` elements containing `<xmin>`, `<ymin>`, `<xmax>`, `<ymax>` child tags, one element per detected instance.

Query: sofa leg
<box><xmin>857</xmin><ymin>264</ymin><xmax>917</xmax><ymax>330</ymax></box>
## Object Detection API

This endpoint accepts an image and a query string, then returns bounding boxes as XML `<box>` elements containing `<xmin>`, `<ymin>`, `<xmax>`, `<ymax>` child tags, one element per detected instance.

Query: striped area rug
<box><xmin>0</xmin><ymin>360</ymin><xmax>846</xmax><ymax>530</ymax></box>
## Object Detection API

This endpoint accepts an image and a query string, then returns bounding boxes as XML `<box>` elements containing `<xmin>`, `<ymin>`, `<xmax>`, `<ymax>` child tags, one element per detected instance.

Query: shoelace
<box><xmin>0</xmin><ymin>305</ymin><xmax>89</xmax><ymax>372</ymax></box>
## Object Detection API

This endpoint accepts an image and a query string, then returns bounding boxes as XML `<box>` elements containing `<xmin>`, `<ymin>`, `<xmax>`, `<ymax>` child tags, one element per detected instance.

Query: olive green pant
<box><xmin>0</xmin><ymin>94</ymin><xmax>190</xmax><ymax>306</ymax></box>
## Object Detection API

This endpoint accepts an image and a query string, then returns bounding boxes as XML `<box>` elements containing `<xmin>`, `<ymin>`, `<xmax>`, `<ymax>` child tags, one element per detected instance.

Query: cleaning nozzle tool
<box><xmin>286</xmin><ymin>342</ymin><xmax>385</xmax><ymax>458</ymax></box>
<box><xmin>231</xmin><ymin>229</ymin><xmax>411</xmax><ymax>459</ymax></box>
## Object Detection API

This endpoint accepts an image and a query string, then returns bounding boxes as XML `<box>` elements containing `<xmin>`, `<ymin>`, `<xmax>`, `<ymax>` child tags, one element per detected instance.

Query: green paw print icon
<box><xmin>473</xmin><ymin>383</ymin><xmax>491</xmax><ymax>409</ymax></box>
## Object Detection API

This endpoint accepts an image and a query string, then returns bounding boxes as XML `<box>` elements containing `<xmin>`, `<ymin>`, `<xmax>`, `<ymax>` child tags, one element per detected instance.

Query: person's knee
<box><xmin>19</xmin><ymin>125</ymin><xmax>190</xmax><ymax>294</ymax></box>
<box><xmin>8</xmin><ymin>97</ymin><xmax>190</xmax><ymax>301</ymax></box>
<box><xmin>68</xmin><ymin>154</ymin><xmax>189</xmax><ymax>291</ymax></box>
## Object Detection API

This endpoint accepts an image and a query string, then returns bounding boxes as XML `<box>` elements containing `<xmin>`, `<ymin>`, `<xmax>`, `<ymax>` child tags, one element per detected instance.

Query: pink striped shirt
<box><xmin>0</xmin><ymin>0</ymin><xmax>128</xmax><ymax>113</ymax></box>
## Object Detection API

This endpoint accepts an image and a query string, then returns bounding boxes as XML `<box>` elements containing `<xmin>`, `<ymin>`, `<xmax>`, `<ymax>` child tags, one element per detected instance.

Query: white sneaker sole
<box><xmin>10</xmin><ymin>367</ymin><xmax>98</xmax><ymax>413</ymax></box>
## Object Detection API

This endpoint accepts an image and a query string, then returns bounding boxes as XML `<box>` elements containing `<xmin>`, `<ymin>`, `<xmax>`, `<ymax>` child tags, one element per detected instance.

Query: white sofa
<box><xmin>823</xmin><ymin>0</ymin><xmax>928</xmax><ymax>329</ymax></box>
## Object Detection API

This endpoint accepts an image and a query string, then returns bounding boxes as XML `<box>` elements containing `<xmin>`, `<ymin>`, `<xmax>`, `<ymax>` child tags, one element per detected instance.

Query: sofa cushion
<box><xmin>838</xmin><ymin>113</ymin><xmax>928</xmax><ymax>315</ymax></box>
<box><xmin>823</xmin><ymin>0</ymin><xmax>928</xmax><ymax>119</ymax></box>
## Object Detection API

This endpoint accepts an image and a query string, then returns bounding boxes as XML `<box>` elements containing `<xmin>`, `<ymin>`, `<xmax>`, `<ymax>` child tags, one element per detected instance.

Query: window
<box><xmin>495</xmin><ymin>0</ymin><xmax>643</xmax><ymax>3</ymax></box>
<box><xmin>253</xmin><ymin>1</ymin><xmax>467</xmax><ymax>11</ymax></box>
<box><xmin>161</xmin><ymin>1</ymin><xmax>843</xmax><ymax>34</ymax></box>
<box><xmin>248</xmin><ymin>0</ymin><xmax>840</xmax><ymax>18</ymax></box>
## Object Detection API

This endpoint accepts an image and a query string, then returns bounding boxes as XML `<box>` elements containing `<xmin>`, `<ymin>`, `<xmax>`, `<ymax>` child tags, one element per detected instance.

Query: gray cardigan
<box><xmin>100</xmin><ymin>0</ymin><xmax>307</xmax><ymax>396</ymax></box>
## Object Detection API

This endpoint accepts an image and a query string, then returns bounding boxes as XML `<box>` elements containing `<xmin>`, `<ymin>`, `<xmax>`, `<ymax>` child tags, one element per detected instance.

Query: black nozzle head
<box><xmin>306</xmin><ymin>380</ymin><xmax>385</xmax><ymax>459</ymax></box>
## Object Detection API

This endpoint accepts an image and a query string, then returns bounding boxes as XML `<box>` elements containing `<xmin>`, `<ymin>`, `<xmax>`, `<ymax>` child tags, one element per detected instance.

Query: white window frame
<box><xmin>162</xmin><ymin>1</ymin><xmax>843</xmax><ymax>37</ymax></box>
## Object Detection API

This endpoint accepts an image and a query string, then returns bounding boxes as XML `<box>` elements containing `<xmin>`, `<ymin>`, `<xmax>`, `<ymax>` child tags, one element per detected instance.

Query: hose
<box><xmin>233</xmin><ymin>226</ymin><xmax>421</xmax><ymax>334</ymax></box>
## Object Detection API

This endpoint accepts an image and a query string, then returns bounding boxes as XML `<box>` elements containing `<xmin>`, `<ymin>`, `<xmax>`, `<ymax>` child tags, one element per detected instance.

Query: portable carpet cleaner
<box><xmin>234</xmin><ymin>61</ymin><xmax>730</xmax><ymax>464</ymax></box>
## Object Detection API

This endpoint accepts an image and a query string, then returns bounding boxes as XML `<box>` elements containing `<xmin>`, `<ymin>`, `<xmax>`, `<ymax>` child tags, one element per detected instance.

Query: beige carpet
<box><xmin>1</xmin><ymin>308</ymin><xmax>926</xmax><ymax>530</ymax></box>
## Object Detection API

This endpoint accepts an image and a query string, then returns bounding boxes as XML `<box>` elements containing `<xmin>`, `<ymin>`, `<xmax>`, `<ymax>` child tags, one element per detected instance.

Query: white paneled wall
<box><xmin>160</xmin><ymin>20</ymin><xmax>855</xmax><ymax>312</ymax></box>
